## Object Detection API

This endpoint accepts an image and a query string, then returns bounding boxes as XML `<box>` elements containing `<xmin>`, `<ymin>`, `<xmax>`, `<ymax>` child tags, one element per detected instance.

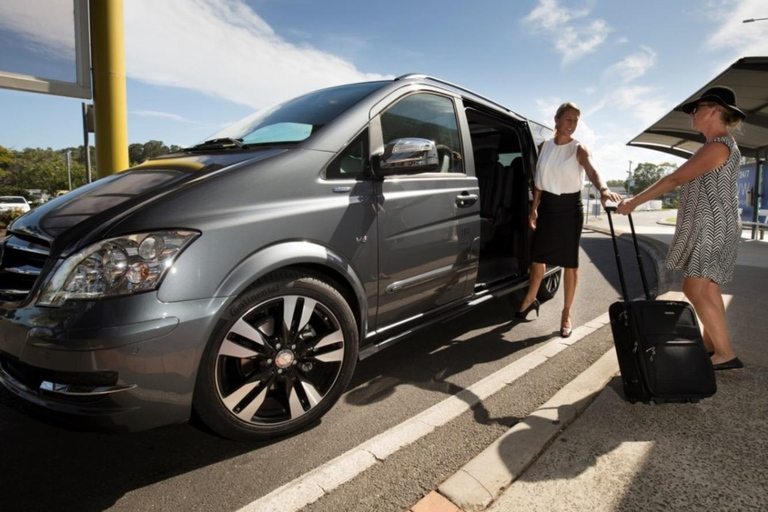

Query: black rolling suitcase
<box><xmin>605</xmin><ymin>207</ymin><xmax>716</xmax><ymax>403</ymax></box>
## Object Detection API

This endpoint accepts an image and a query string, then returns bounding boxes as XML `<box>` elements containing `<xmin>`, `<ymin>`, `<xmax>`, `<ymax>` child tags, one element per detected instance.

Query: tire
<box><xmin>193</xmin><ymin>271</ymin><xmax>358</xmax><ymax>441</ymax></box>
<box><xmin>536</xmin><ymin>269</ymin><xmax>562</xmax><ymax>302</ymax></box>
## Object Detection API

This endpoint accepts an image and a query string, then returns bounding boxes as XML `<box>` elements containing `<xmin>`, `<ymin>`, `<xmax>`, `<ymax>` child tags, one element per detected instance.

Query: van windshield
<box><xmin>205</xmin><ymin>81</ymin><xmax>388</xmax><ymax>146</ymax></box>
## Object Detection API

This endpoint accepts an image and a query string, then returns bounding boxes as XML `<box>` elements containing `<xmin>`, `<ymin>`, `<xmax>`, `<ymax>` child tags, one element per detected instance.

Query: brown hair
<box><xmin>555</xmin><ymin>102</ymin><xmax>581</xmax><ymax>119</ymax></box>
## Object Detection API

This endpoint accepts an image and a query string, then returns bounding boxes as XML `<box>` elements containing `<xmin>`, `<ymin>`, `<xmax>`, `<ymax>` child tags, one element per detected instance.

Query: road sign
<box><xmin>0</xmin><ymin>0</ymin><xmax>91</xmax><ymax>99</ymax></box>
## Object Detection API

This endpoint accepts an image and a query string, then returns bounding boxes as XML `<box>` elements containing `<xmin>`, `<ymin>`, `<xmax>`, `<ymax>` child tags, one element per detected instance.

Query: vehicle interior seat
<box><xmin>473</xmin><ymin>148</ymin><xmax>503</xmax><ymax>242</ymax></box>
<box><xmin>506</xmin><ymin>156</ymin><xmax>528</xmax><ymax>254</ymax></box>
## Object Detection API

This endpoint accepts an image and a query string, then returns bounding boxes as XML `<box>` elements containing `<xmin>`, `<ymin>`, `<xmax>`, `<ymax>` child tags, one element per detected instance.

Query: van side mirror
<box><xmin>372</xmin><ymin>138</ymin><xmax>439</xmax><ymax>177</ymax></box>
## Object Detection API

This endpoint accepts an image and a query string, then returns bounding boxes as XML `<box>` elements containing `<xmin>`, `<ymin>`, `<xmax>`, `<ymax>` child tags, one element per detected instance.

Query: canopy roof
<box><xmin>628</xmin><ymin>57</ymin><xmax>768</xmax><ymax>159</ymax></box>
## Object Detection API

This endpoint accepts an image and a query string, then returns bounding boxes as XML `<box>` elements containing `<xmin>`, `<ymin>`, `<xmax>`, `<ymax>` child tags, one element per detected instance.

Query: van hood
<box><xmin>9</xmin><ymin>149</ymin><xmax>286</xmax><ymax>254</ymax></box>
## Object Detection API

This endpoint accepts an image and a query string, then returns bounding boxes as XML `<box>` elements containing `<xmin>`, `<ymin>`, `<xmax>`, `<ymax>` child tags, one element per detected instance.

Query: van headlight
<box><xmin>38</xmin><ymin>230</ymin><xmax>200</xmax><ymax>307</ymax></box>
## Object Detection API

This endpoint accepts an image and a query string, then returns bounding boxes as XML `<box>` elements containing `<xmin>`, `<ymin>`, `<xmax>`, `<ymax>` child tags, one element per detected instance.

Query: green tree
<box><xmin>626</xmin><ymin>162</ymin><xmax>679</xmax><ymax>207</ymax></box>
<box><xmin>128</xmin><ymin>140</ymin><xmax>178</xmax><ymax>166</ymax></box>
<box><xmin>3</xmin><ymin>148</ymin><xmax>87</xmax><ymax>196</ymax></box>
<box><xmin>0</xmin><ymin>145</ymin><xmax>13</xmax><ymax>170</ymax></box>
<box><xmin>626</xmin><ymin>162</ymin><xmax>678</xmax><ymax>192</ymax></box>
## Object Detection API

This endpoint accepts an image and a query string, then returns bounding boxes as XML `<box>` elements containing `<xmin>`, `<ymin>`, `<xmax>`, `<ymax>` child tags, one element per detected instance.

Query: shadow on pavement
<box><xmin>0</xmin><ymin>292</ymin><xmax>550</xmax><ymax>512</ymax></box>
<box><xmin>494</xmin><ymin>368</ymin><xmax>768</xmax><ymax>510</ymax></box>
<box><xmin>346</xmin><ymin>295</ymin><xmax>555</xmax><ymax>429</ymax></box>
<box><xmin>492</xmin><ymin>230</ymin><xmax>768</xmax><ymax>511</ymax></box>
<box><xmin>0</xmin><ymin>231</ymin><xmax>662</xmax><ymax>512</ymax></box>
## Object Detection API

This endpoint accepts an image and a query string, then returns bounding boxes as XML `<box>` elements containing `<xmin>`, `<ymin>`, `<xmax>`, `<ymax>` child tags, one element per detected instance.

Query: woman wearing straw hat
<box><xmin>616</xmin><ymin>86</ymin><xmax>746</xmax><ymax>371</ymax></box>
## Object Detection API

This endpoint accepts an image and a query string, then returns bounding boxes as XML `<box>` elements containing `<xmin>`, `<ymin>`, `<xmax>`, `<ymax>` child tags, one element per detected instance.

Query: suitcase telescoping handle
<box><xmin>604</xmin><ymin>206</ymin><xmax>652</xmax><ymax>302</ymax></box>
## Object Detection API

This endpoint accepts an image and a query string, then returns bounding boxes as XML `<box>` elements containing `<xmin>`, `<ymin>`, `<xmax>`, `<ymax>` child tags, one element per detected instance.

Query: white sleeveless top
<box><xmin>535</xmin><ymin>138</ymin><xmax>584</xmax><ymax>195</ymax></box>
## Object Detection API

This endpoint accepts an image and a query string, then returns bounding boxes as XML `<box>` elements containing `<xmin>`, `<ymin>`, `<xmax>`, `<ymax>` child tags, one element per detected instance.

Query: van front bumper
<box><xmin>0</xmin><ymin>293</ymin><xmax>229</xmax><ymax>432</ymax></box>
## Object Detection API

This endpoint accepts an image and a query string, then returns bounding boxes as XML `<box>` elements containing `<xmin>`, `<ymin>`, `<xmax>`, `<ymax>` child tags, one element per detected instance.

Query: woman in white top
<box><xmin>516</xmin><ymin>102</ymin><xmax>621</xmax><ymax>337</ymax></box>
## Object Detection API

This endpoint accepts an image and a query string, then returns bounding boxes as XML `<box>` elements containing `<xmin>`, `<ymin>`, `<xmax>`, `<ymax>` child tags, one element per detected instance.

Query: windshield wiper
<box><xmin>183</xmin><ymin>137</ymin><xmax>246</xmax><ymax>151</ymax></box>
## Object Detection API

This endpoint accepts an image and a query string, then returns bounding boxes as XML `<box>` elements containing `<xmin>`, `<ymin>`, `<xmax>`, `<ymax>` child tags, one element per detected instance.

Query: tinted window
<box><xmin>528</xmin><ymin>120</ymin><xmax>554</xmax><ymax>151</ymax></box>
<box><xmin>208</xmin><ymin>81</ymin><xmax>387</xmax><ymax>145</ymax></box>
<box><xmin>0</xmin><ymin>197</ymin><xmax>26</xmax><ymax>204</ymax></box>
<box><xmin>326</xmin><ymin>129</ymin><xmax>369</xmax><ymax>180</ymax></box>
<box><xmin>380</xmin><ymin>93</ymin><xmax>463</xmax><ymax>173</ymax></box>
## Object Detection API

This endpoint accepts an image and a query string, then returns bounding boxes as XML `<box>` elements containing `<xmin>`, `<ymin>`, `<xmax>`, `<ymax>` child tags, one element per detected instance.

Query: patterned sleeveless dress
<box><xmin>666</xmin><ymin>136</ymin><xmax>741</xmax><ymax>284</ymax></box>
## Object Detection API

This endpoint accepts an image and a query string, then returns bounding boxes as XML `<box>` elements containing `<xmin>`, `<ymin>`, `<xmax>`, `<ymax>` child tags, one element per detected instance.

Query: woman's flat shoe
<box><xmin>712</xmin><ymin>358</ymin><xmax>744</xmax><ymax>371</ymax></box>
<box><xmin>560</xmin><ymin>327</ymin><xmax>572</xmax><ymax>338</ymax></box>
<box><xmin>515</xmin><ymin>299</ymin><xmax>540</xmax><ymax>321</ymax></box>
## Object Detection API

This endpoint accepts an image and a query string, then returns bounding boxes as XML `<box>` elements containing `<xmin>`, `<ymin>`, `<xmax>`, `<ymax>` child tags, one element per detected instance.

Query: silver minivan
<box><xmin>0</xmin><ymin>75</ymin><xmax>561</xmax><ymax>440</ymax></box>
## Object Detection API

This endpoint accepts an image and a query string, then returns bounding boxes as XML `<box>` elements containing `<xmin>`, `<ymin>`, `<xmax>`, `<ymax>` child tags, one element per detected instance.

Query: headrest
<box><xmin>474</xmin><ymin>148</ymin><xmax>498</xmax><ymax>165</ymax></box>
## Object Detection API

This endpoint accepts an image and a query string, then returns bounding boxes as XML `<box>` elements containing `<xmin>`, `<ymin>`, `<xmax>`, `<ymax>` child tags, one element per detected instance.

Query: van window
<box><xmin>207</xmin><ymin>81</ymin><xmax>387</xmax><ymax>145</ymax></box>
<box><xmin>380</xmin><ymin>93</ymin><xmax>463</xmax><ymax>173</ymax></box>
<box><xmin>326</xmin><ymin>129</ymin><xmax>369</xmax><ymax>180</ymax></box>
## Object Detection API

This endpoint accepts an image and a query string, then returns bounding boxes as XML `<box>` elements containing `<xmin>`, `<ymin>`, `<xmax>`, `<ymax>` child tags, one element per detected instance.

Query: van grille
<box><xmin>0</xmin><ymin>234</ymin><xmax>51</xmax><ymax>302</ymax></box>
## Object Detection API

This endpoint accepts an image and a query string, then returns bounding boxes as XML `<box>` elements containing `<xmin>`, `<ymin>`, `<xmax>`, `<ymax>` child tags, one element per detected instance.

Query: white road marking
<box><xmin>237</xmin><ymin>312</ymin><xmax>612</xmax><ymax>512</ymax></box>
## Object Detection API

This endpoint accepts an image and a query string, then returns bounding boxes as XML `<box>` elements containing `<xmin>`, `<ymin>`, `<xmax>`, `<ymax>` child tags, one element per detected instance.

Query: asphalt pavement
<box><xmin>410</xmin><ymin>210</ymin><xmax>768</xmax><ymax>512</ymax></box>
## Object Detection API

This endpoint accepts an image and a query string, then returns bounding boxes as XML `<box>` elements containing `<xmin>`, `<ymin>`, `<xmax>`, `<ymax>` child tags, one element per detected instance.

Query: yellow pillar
<box><xmin>89</xmin><ymin>0</ymin><xmax>129</xmax><ymax>177</ymax></box>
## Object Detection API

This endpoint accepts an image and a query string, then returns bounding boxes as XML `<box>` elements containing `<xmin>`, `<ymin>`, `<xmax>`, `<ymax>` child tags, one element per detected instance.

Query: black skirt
<box><xmin>532</xmin><ymin>191</ymin><xmax>583</xmax><ymax>268</ymax></box>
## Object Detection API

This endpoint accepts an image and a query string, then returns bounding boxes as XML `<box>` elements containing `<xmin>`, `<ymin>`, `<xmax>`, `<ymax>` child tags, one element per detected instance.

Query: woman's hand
<box><xmin>600</xmin><ymin>189</ymin><xmax>623</xmax><ymax>207</ymax></box>
<box><xmin>616</xmin><ymin>197</ymin><xmax>636</xmax><ymax>215</ymax></box>
<box><xmin>529</xmin><ymin>209</ymin><xmax>538</xmax><ymax>230</ymax></box>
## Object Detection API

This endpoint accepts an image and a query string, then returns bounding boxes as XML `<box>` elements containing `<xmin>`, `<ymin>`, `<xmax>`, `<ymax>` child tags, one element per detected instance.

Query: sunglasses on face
<box><xmin>691</xmin><ymin>102</ymin><xmax>720</xmax><ymax>114</ymax></box>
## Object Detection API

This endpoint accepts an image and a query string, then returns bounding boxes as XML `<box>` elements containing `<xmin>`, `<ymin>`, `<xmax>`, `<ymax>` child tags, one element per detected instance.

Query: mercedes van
<box><xmin>0</xmin><ymin>75</ymin><xmax>561</xmax><ymax>440</ymax></box>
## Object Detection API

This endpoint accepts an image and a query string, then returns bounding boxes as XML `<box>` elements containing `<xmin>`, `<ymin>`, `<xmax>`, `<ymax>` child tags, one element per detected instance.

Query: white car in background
<box><xmin>0</xmin><ymin>196</ymin><xmax>31</xmax><ymax>213</ymax></box>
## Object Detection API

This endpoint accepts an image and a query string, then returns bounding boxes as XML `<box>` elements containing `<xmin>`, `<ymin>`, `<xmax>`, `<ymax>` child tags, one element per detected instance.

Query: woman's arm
<box><xmin>616</xmin><ymin>142</ymin><xmax>729</xmax><ymax>215</ymax></box>
<box><xmin>529</xmin><ymin>187</ymin><xmax>542</xmax><ymax>229</ymax></box>
<box><xmin>577</xmin><ymin>145</ymin><xmax>623</xmax><ymax>206</ymax></box>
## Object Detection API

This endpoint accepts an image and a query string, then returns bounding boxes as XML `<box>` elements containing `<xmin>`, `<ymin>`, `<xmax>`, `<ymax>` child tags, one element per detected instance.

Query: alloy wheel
<box><xmin>214</xmin><ymin>294</ymin><xmax>346</xmax><ymax>426</ymax></box>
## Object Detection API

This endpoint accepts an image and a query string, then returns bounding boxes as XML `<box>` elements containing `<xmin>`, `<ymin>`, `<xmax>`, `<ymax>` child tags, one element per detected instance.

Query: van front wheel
<box><xmin>194</xmin><ymin>271</ymin><xmax>358</xmax><ymax>441</ymax></box>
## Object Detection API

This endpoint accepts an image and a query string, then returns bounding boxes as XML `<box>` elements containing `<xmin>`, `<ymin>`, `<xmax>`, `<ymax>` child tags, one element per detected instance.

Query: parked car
<box><xmin>0</xmin><ymin>75</ymin><xmax>561</xmax><ymax>440</ymax></box>
<box><xmin>0</xmin><ymin>196</ymin><xmax>31</xmax><ymax>213</ymax></box>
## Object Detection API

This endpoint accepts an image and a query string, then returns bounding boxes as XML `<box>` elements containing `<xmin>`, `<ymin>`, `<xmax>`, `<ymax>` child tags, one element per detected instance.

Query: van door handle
<box><xmin>456</xmin><ymin>193</ymin><xmax>479</xmax><ymax>208</ymax></box>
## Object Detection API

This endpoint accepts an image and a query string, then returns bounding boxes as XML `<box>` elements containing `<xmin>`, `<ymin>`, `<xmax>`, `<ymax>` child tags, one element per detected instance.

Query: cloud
<box><xmin>0</xmin><ymin>0</ymin><xmax>76</xmax><ymax>60</ymax></box>
<box><xmin>705</xmin><ymin>0</ymin><xmax>768</xmax><ymax>66</ymax></box>
<box><xmin>604</xmin><ymin>46</ymin><xmax>657</xmax><ymax>83</ymax></box>
<box><xmin>522</xmin><ymin>0</ymin><xmax>611</xmax><ymax>65</ymax></box>
<box><xmin>535</xmin><ymin>97</ymin><xmax>565</xmax><ymax>121</ymax></box>
<box><xmin>123</xmin><ymin>0</ymin><xmax>391</xmax><ymax>109</ymax></box>
<box><xmin>131</xmin><ymin>110</ymin><xmax>200</xmax><ymax>124</ymax></box>
<box><xmin>611</xmin><ymin>85</ymin><xmax>669</xmax><ymax>126</ymax></box>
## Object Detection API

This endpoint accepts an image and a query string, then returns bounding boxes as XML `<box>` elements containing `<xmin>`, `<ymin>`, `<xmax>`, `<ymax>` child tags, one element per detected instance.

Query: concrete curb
<box><xmin>436</xmin><ymin>349</ymin><xmax>619</xmax><ymax>512</ymax></box>
<box><xmin>585</xmin><ymin>224</ymin><xmax>679</xmax><ymax>296</ymax></box>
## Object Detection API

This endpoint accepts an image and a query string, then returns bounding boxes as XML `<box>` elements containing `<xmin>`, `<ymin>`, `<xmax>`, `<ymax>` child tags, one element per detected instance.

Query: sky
<box><xmin>1</xmin><ymin>0</ymin><xmax>767</xmax><ymax>181</ymax></box>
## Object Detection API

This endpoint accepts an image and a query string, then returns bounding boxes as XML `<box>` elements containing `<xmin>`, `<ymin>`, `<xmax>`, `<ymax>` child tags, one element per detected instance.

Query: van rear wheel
<box><xmin>194</xmin><ymin>271</ymin><xmax>358</xmax><ymax>441</ymax></box>
<box><xmin>536</xmin><ymin>269</ymin><xmax>562</xmax><ymax>302</ymax></box>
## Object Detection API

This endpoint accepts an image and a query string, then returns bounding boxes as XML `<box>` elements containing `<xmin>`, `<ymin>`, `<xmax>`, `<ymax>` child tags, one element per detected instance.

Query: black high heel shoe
<box><xmin>515</xmin><ymin>299</ymin><xmax>540</xmax><ymax>321</ymax></box>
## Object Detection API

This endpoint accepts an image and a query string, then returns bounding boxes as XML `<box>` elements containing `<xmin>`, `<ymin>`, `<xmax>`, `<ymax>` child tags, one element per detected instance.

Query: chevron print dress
<box><xmin>666</xmin><ymin>137</ymin><xmax>741</xmax><ymax>284</ymax></box>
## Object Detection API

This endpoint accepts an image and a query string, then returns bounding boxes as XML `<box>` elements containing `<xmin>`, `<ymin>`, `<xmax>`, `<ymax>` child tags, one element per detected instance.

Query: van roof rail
<box><xmin>395</xmin><ymin>73</ymin><xmax>520</xmax><ymax>119</ymax></box>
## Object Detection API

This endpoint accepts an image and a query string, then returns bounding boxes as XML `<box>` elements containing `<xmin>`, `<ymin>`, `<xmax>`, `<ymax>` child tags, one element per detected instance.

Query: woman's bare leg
<box><xmin>561</xmin><ymin>267</ymin><xmax>578</xmax><ymax>330</ymax></box>
<box><xmin>682</xmin><ymin>277</ymin><xmax>736</xmax><ymax>363</ymax></box>
<box><xmin>519</xmin><ymin>262</ymin><xmax>546</xmax><ymax>312</ymax></box>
